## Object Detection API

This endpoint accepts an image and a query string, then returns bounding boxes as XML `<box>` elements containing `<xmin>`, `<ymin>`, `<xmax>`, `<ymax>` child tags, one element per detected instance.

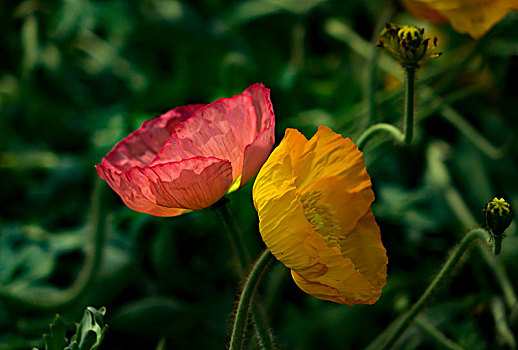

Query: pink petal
<box><xmin>96</xmin><ymin>157</ymin><xmax>232</xmax><ymax>216</ymax></box>
<box><xmin>153</xmin><ymin>95</ymin><xmax>259</xmax><ymax>181</ymax></box>
<box><xmin>102</xmin><ymin>104</ymin><xmax>204</xmax><ymax>172</ymax></box>
<box><xmin>241</xmin><ymin>124</ymin><xmax>275</xmax><ymax>186</ymax></box>
<box><xmin>242</xmin><ymin>83</ymin><xmax>275</xmax><ymax>133</ymax></box>
<box><xmin>240</xmin><ymin>84</ymin><xmax>276</xmax><ymax>186</ymax></box>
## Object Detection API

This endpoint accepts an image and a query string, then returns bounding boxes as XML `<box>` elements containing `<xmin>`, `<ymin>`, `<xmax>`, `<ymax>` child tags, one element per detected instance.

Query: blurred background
<box><xmin>0</xmin><ymin>0</ymin><xmax>517</xmax><ymax>349</ymax></box>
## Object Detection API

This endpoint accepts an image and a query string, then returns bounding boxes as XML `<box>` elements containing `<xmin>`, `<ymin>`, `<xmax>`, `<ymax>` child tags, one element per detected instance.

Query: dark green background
<box><xmin>1</xmin><ymin>0</ymin><xmax>517</xmax><ymax>349</ymax></box>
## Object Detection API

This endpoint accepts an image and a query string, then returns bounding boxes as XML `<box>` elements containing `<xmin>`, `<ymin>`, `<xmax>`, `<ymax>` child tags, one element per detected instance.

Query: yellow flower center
<box><xmin>300</xmin><ymin>191</ymin><xmax>342</xmax><ymax>248</ymax></box>
<box><xmin>486</xmin><ymin>197</ymin><xmax>511</xmax><ymax>216</ymax></box>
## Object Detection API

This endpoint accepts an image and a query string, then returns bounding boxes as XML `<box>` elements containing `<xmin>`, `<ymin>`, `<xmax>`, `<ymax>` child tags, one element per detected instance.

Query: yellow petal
<box><xmin>253</xmin><ymin>126</ymin><xmax>388</xmax><ymax>305</ymax></box>
<box><xmin>291</xmin><ymin>238</ymin><xmax>381</xmax><ymax>305</ymax></box>
<box><xmin>253</xmin><ymin>129</ymin><xmax>327</xmax><ymax>274</ymax></box>
<box><xmin>408</xmin><ymin>0</ymin><xmax>518</xmax><ymax>39</ymax></box>
<box><xmin>340</xmin><ymin>209</ymin><xmax>388</xmax><ymax>292</ymax></box>
<box><xmin>293</xmin><ymin>126</ymin><xmax>372</xmax><ymax>195</ymax></box>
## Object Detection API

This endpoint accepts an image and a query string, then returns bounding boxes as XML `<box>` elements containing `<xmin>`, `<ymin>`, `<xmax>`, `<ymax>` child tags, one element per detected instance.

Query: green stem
<box><xmin>491</xmin><ymin>296</ymin><xmax>517</xmax><ymax>350</ymax></box>
<box><xmin>214</xmin><ymin>199</ymin><xmax>275</xmax><ymax>350</ymax></box>
<box><xmin>426</xmin><ymin>142</ymin><xmax>517</xmax><ymax>309</ymax></box>
<box><xmin>356</xmin><ymin>65</ymin><xmax>416</xmax><ymax>149</ymax></box>
<box><xmin>251</xmin><ymin>299</ymin><xmax>275</xmax><ymax>350</ymax></box>
<box><xmin>0</xmin><ymin>179</ymin><xmax>107</xmax><ymax>311</ymax></box>
<box><xmin>416</xmin><ymin>316</ymin><xmax>465</xmax><ymax>350</ymax></box>
<box><xmin>404</xmin><ymin>66</ymin><xmax>415</xmax><ymax>144</ymax></box>
<box><xmin>440</xmin><ymin>105</ymin><xmax>511</xmax><ymax>159</ymax></box>
<box><xmin>356</xmin><ymin>123</ymin><xmax>404</xmax><ymax>149</ymax></box>
<box><xmin>376</xmin><ymin>228</ymin><xmax>489</xmax><ymax>350</ymax></box>
<box><xmin>229</xmin><ymin>250</ymin><xmax>274</xmax><ymax>350</ymax></box>
<box><xmin>214</xmin><ymin>198</ymin><xmax>249</xmax><ymax>270</ymax></box>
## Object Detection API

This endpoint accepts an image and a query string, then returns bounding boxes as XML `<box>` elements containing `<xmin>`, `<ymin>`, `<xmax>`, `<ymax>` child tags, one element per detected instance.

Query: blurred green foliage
<box><xmin>0</xmin><ymin>0</ymin><xmax>517</xmax><ymax>349</ymax></box>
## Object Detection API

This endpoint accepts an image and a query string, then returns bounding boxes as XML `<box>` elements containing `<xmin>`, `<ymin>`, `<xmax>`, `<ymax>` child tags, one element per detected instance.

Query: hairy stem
<box><xmin>229</xmin><ymin>250</ymin><xmax>274</xmax><ymax>350</ymax></box>
<box><xmin>374</xmin><ymin>229</ymin><xmax>489</xmax><ymax>350</ymax></box>
<box><xmin>215</xmin><ymin>200</ymin><xmax>275</xmax><ymax>349</ymax></box>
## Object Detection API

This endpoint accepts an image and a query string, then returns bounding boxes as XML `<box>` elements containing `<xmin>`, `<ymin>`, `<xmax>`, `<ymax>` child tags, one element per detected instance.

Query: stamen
<box><xmin>300</xmin><ymin>191</ymin><xmax>342</xmax><ymax>248</ymax></box>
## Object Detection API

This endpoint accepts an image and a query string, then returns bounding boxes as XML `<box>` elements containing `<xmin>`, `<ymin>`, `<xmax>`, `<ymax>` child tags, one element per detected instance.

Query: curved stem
<box><xmin>0</xmin><ymin>179</ymin><xmax>107</xmax><ymax>311</ymax></box>
<box><xmin>404</xmin><ymin>66</ymin><xmax>415</xmax><ymax>144</ymax></box>
<box><xmin>214</xmin><ymin>199</ymin><xmax>275</xmax><ymax>349</ymax></box>
<box><xmin>229</xmin><ymin>250</ymin><xmax>274</xmax><ymax>350</ymax></box>
<box><xmin>425</xmin><ymin>143</ymin><xmax>517</xmax><ymax>308</ymax></box>
<box><xmin>375</xmin><ymin>228</ymin><xmax>489</xmax><ymax>350</ymax></box>
<box><xmin>356</xmin><ymin>65</ymin><xmax>416</xmax><ymax>149</ymax></box>
<box><xmin>356</xmin><ymin>123</ymin><xmax>404</xmax><ymax>149</ymax></box>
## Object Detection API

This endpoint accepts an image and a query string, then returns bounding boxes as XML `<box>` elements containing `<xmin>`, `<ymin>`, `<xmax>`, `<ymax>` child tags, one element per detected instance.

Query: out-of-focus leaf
<box><xmin>21</xmin><ymin>14</ymin><xmax>39</xmax><ymax>76</ymax></box>
<box><xmin>109</xmin><ymin>297</ymin><xmax>192</xmax><ymax>336</ymax></box>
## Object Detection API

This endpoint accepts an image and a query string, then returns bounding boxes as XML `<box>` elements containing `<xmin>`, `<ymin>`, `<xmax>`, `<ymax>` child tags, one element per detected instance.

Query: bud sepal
<box><xmin>377</xmin><ymin>23</ymin><xmax>442</xmax><ymax>68</ymax></box>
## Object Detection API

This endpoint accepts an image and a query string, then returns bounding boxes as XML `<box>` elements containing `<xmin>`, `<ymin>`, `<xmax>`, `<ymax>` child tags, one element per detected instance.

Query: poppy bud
<box><xmin>377</xmin><ymin>23</ymin><xmax>441</xmax><ymax>68</ymax></box>
<box><xmin>484</xmin><ymin>197</ymin><xmax>513</xmax><ymax>236</ymax></box>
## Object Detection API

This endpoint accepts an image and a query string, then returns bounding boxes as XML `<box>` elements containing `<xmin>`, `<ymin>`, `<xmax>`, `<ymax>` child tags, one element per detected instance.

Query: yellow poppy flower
<box><xmin>253</xmin><ymin>126</ymin><xmax>387</xmax><ymax>305</ymax></box>
<box><xmin>401</xmin><ymin>0</ymin><xmax>518</xmax><ymax>39</ymax></box>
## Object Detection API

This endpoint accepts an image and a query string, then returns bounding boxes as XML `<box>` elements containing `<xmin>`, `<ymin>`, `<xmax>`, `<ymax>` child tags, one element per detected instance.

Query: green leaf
<box><xmin>34</xmin><ymin>307</ymin><xmax>108</xmax><ymax>350</ymax></box>
<box><xmin>44</xmin><ymin>315</ymin><xmax>67</xmax><ymax>350</ymax></box>
<box><xmin>68</xmin><ymin>307</ymin><xmax>108</xmax><ymax>350</ymax></box>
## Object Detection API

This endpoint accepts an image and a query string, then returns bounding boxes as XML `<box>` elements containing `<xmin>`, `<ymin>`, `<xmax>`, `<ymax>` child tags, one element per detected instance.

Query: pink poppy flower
<box><xmin>96</xmin><ymin>84</ymin><xmax>275</xmax><ymax>217</ymax></box>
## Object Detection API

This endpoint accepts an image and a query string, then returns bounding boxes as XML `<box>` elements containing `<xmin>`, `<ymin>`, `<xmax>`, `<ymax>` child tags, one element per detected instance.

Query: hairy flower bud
<box><xmin>377</xmin><ymin>23</ymin><xmax>441</xmax><ymax>68</ymax></box>
<box><xmin>484</xmin><ymin>197</ymin><xmax>513</xmax><ymax>236</ymax></box>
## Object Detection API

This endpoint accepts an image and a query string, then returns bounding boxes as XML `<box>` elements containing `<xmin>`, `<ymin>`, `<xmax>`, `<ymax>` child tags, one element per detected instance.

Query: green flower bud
<box><xmin>484</xmin><ymin>197</ymin><xmax>513</xmax><ymax>236</ymax></box>
<box><xmin>377</xmin><ymin>23</ymin><xmax>442</xmax><ymax>68</ymax></box>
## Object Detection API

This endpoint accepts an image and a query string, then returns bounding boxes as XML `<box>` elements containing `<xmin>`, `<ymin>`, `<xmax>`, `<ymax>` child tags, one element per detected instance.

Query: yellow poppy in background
<box><xmin>253</xmin><ymin>126</ymin><xmax>387</xmax><ymax>305</ymax></box>
<box><xmin>401</xmin><ymin>0</ymin><xmax>518</xmax><ymax>39</ymax></box>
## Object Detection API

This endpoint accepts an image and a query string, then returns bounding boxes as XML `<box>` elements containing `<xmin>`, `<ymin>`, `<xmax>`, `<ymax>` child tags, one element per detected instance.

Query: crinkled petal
<box><xmin>308</xmin><ymin>176</ymin><xmax>373</xmax><ymax>237</ymax></box>
<box><xmin>340</xmin><ymin>209</ymin><xmax>388</xmax><ymax>292</ymax></box>
<box><xmin>291</xmin><ymin>232</ymin><xmax>379</xmax><ymax>305</ymax></box>
<box><xmin>293</xmin><ymin>126</ymin><xmax>372</xmax><ymax>196</ymax></box>
<box><xmin>240</xmin><ymin>84</ymin><xmax>276</xmax><ymax>186</ymax></box>
<box><xmin>242</xmin><ymin>83</ymin><xmax>275</xmax><ymax>133</ymax></box>
<box><xmin>253</xmin><ymin>127</ymin><xmax>387</xmax><ymax>305</ymax></box>
<box><xmin>96</xmin><ymin>157</ymin><xmax>232</xmax><ymax>216</ymax></box>
<box><xmin>253</xmin><ymin>129</ymin><xmax>326</xmax><ymax>274</ymax></box>
<box><xmin>102</xmin><ymin>105</ymin><xmax>203</xmax><ymax>172</ymax></box>
<box><xmin>241</xmin><ymin>124</ymin><xmax>275</xmax><ymax>187</ymax></box>
<box><xmin>153</xmin><ymin>95</ymin><xmax>258</xmax><ymax>182</ymax></box>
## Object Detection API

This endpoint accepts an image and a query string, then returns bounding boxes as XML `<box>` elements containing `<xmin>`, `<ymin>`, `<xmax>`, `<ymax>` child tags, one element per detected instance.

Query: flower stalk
<box><xmin>356</xmin><ymin>65</ymin><xmax>415</xmax><ymax>149</ymax></box>
<box><xmin>404</xmin><ymin>66</ymin><xmax>415</xmax><ymax>144</ymax></box>
<box><xmin>215</xmin><ymin>199</ymin><xmax>275</xmax><ymax>349</ymax></box>
<box><xmin>229</xmin><ymin>250</ymin><xmax>274</xmax><ymax>350</ymax></box>
<box><xmin>372</xmin><ymin>228</ymin><xmax>489</xmax><ymax>350</ymax></box>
